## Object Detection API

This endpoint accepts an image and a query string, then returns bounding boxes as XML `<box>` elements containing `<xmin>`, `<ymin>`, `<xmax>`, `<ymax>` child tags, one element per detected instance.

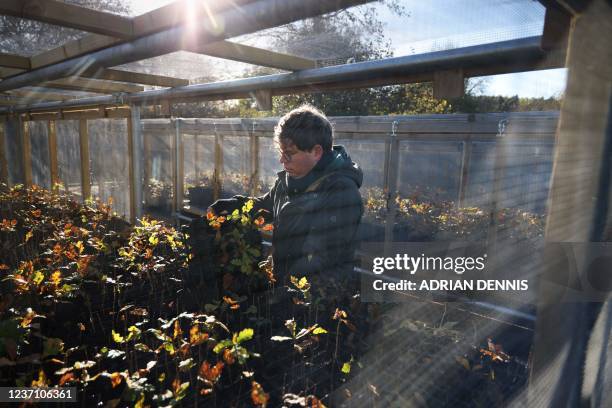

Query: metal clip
<box><xmin>113</xmin><ymin>92</ymin><xmax>128</xmax><ymax>105</ymax></box>
<box><xmin>497</xmin><ymin>119</ymin><xmax>508</xmax><ymax>138</ymax></box>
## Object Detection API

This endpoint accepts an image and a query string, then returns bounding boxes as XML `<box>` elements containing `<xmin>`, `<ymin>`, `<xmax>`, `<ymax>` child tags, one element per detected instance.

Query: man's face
<box><xmin>278</xmin><ymin>140</ymin><xmax>323</xmax><ymax>179</ymax></box>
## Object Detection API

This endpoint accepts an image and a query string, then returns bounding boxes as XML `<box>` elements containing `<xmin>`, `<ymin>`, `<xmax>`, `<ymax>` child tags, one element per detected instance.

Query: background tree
<box><xmin>0</xmin><ymin>0</ymin><xmax>130</xmax><ymax>56</ymax></box>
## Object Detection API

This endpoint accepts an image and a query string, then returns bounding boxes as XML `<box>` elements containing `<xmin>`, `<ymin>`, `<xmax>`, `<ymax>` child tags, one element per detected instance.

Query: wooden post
<box><xmin>170</xmin><ymin>119</ymin><xmax>178</xmax><ymax>214</ymax></box>
<box><xmin>486</xmin><ymin>119</ymin><xmax>507</xmax><ymax>266</ymax></box>
<box><xmin>142</xmin><ymin>127</ymin><xmax>151</xmax><ymax>206</ymax></box>
<box><xmin>250</xmin><ymin>130</ymin><xmax>260</xmax><ymax>196</ymax></box>
<box><xmin>194</xmin><ymin>133</ymin><xmax>200</xmax><ymax>179</ymax></box>
<box><xmin>21</xmin><ymin>119</ymin><xmax>32</xmax><ymax>187</ymax></box>
<box><xmin>530</xmin><ymin>1</ymin><xmax>612</xmax><ymax>406</ymax></box>
<box><xmin>213</xmin><ymin>131</ymin><xmax>223</xmax><ymax>201</ymax></box>
<box><xmin>0</xmin><ymin>118</ymin><xmax>8</xmax><ymax>185</ymax></box>
<box><xmin>48</xmin><ymin>120</ymin><xmax>59</xmax><ymax>192</ymax></box>
<box><xmin>79</xmin><ymin>119</ymin><xmax>91</xmax><ymax>201</ymax></box>
<box><xmin>177</xmin><ymin>124</ymin><xmax>184</xmax><ymax>209</ymax></box>
<box><xmin>457</xmin><ymin>138</ymin><xmax>472</xmax><ymax>208</ymax></box>
<box><xmin>383</xmin><ymin>121</ymin><xmax>400</xmax><ymax>246</ymax></box>
<box><xmin>127</xmin><ymin>106</ymin><xmax>143</xmax><ymax>223</ymax></box>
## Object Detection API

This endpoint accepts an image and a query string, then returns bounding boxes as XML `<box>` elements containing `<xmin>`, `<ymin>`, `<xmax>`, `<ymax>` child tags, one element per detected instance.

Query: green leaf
<box><xmin>341</xmin><ymin>362</ymin><xmax>351</xmax><ymax>374</ymax></box>
<box><xmin>174</xmin><ymin>381</ymin><xmax>190</xmax><ymax>401</ymax></box>
<box><xmin>134</xmin><ymin>343</ymin><xmax>151</xmax><ymax>352</ymax></box>
<box><xmin>126</xmin><ymin>325</ymin><xmax>142</xmax><ymax>342</ymax></box>
<box><xmin>32</xmin><ymin>270</ymin><xmax>44</xmax><ymax>285</ymax></box>
<box><xmin>163</xmin><ymin>342</ymin><xmax>175</xmax><ymax>355</ymax></box>
<box><xmin>112</xmin><ymin>330</ymin><xmax>125</xmax><ymax>344</ymax></box>
<box><xmin>213</xmin><ymin>339</ymin><xmax>232</xmax><ymax>354</ymax></box>
<box><xmin>235</xmin><ymin>328</ymin><xmax>254</xmax><ymax>344</ymax></box>
<box><xmin>312</xmin><ymin>327</ymin><xmax>328</xmax><ymax>335</ymax></box>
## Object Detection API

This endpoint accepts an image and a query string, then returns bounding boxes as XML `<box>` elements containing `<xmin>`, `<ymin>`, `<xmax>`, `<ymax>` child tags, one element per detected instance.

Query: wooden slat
<box><xmin>78</xmin><ymin>119</ymin><xmax>91</xmax><ymax>200</ymax></box>
<box><xmin>30</xmin><ymin>34</ymin><xmax>120</xmax><ymax>69</ymax></box>
<box><xmin>80</xmin><ymin>68</ymin><xmax>189</xmax><ymax>87</ymax></box>
<box><xmin>0</xmin><ymin>0</ymin><xmax>133</xmax><ymax>38</ymax></box>
<box><xmin>131</xmin><ymin>0</ymin><xmax>256</xmax><ymax>36</ymax></box>
<box><xmin>0</xmin><ymin>53</ymin><xmax>30</xmax><ymax>70</ymax></box>
<box><xmin>21</xmin><ymin>119</ymin><xmax>33</xmax><ymax>186</ymax></box>
<box><xmin>47</xmin><ymin>120</ymin><xmax>59</xmax><ymax>191</ymax></box>
<box><xmin>0</xmin><ymin>67</ymin><xmax>26</xmax><ymax>78</ymax></box>
<box><xmin>41</xmin><ymin>77</ymin><xmax>144</xmax><ymax>94</ymax></box>
<box><xmin>186</xmin><ymin>40</ymin><xmax>316</xmax><ymax>71</ymax></box>
<box><xmin>6</xmin><ymin>89</ymin><xmax>75</xmax><ymax>101</ymax></box>
<box><xmin>0</xmin><ymin>119</ymin><xmax>8</xmax><ymax>184</ymax></box>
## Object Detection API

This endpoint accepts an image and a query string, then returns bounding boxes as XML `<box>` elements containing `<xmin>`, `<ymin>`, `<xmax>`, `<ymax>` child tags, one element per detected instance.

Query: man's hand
<box><xmin>208</xmin><ymin>198</ymin><xmax>237</xmax><ymax>215</ymax></box>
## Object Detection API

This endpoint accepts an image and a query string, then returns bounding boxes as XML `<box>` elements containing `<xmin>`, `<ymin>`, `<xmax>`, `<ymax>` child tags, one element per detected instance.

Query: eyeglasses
<box><xmin>278</xmin><ymin>147</ymin><xmax>300</xmax><ymax>163</ymax></box>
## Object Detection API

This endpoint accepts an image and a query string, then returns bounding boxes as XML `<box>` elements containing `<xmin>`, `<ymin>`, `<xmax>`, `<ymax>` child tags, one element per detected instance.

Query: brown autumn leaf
<box><xmin>333</xmin><ymin>308</ymin><xmax>348</xmax><ymax>320</ymax></box>
<box><xmin>59</xmin><ymin>372</ymin><xmax>75</xmax><ymax>386</ymax></box>
<box><xmin>172</xmin><ymin>377</ymin><xmax>181</xmax><ymax>393</ymax></box>
<box><xmin>223</xmin><ymin>296</ymin><xmax>240</xmax><ymax>310</ymax></box>
<box><xmin>251</xmin><ymin>381</ymin><xmax>269</xmax><ymax>407</ymax></box>
<box><xmin>173</xmin><ymin>320</ymin><xmax>182</xmax><ymax>339</ymax></box>
<box><xmin>222</xmin><ymin>349</ymin><xmax>235</xmax><ymax>365</ymax></box>
<box><xmin>110</xmin><ymin>372</ymin><xmax>123</xmax><ymax>388</ymax></box>
<box><xmin>199</xmin><ymin>361</ymin><xmax>224</xmax><ymax>383</ymax></box>
<box><xmin>189</xmin><ymin>325</ymin><xmax>208</xmax><ymax>346</ymax></box>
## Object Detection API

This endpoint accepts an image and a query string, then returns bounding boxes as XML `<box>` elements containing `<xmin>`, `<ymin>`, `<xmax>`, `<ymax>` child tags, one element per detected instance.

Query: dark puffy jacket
<box><xmin>214</xmin><ymin>145</ymin><xmax>363</xmax><ymax>282</ymax></box>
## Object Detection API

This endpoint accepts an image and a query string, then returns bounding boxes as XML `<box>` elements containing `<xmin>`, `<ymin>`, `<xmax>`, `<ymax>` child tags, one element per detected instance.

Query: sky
<box><xmin>126</xmin><ymin>0</ymin><xmax>567</xmax><ymax>98</ymax></box>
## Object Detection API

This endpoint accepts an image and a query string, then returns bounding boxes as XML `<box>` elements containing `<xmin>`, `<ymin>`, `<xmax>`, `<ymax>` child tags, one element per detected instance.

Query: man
<box><xmin>209</xmin><ymin>105</ymin><xmax>363</xmax><ymax>283</ymax></box>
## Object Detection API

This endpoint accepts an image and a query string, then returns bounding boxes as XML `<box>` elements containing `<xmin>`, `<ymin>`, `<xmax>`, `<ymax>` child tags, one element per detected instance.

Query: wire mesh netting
<box><xmin>56</xmin><ymin>120</ymin><xmax>83</xmax><ymax>198</ymax></box>
<box><xmin>88</xmin><ymin>119</ymin><xmax>131</xmax><ymax>218</ymax></box>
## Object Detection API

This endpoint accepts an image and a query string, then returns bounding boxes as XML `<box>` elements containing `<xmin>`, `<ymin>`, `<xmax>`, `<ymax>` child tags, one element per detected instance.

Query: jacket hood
<box><xmin>325</xmin><ymin>145</ymin><xmax>363</xmax><ymax>188</ymax></box>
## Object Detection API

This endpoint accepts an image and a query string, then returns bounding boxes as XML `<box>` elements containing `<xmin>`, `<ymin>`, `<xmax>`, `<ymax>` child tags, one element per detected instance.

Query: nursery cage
<box><xmin>0</xmin><ymin>0</ymin><xmax>610</xmax><ymax>407</ymax></box>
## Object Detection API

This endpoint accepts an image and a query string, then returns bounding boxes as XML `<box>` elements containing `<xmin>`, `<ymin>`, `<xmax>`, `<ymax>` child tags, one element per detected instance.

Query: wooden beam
<box><xmin>30</xmin><ymin>34</ymin><xmax>120</xmax><ymax>69</ymax></box>
<box><xmin>47</xmin><ymin>120</ymin><xmax>59</xmax><ymax>191</ymax></box>
<box><xmin>185</xmin><ymin>40</ymin><xmax>316</xmax><ymax>71</ymax></box>
<box><xmin>78</xmin><ymin>119</ymin><xmax>91</xmax><ymax>200</ymax></box>
<box><xmin>541</xmin><ymin>4</ymin><xmax>572</xmax><ymax>51</ymax></box>
<box><xmin>0</xmin><ymin>53</ymin><xmax>30</xmax><ymax>70</ymax></box>
<box><xmin>21</xmin><ymin>119</ymin><xmax>32</xmax><ymax>187</ymax></box>
<box><xmin>41</xmin><ymin>77</ymin><xmax>144</xmax><ymax>94</ymax></box>
<box><xmin>80</xmin><ymin>68</ymin><xmax>189</xmax><ymax>87</ymax></box>
<box><xmin>252</xmin><ymin>89</ymin><xmax>272</xmax><ymax>111</ymax></box>
<box><xmin>433</xmin><ymin>69</ymin><xmax>464</xmax><ymax>99</ymax></box>
<box><xmin>0</xmin><ymin>0</ymin><xmax>133</xmax><ymax>38</ymax></box>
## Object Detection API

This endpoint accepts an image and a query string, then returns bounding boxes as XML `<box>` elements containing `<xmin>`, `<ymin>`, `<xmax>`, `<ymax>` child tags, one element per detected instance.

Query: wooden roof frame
<box><xmin>0</xmin><ymin>0</ymin><xmax>573</xmax><ymax>106</ymax></box>
<box><xmin>0</xmin><ymin>0</ymin><xmax>316</xmax><ymax>99</ymax></box>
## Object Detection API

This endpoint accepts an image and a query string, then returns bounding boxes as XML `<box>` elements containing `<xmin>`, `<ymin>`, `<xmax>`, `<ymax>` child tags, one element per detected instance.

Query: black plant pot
<box><xmin>188</xmin><ymin>186</ymin><xmax>215</xmax><ymax>209</ymax></box>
